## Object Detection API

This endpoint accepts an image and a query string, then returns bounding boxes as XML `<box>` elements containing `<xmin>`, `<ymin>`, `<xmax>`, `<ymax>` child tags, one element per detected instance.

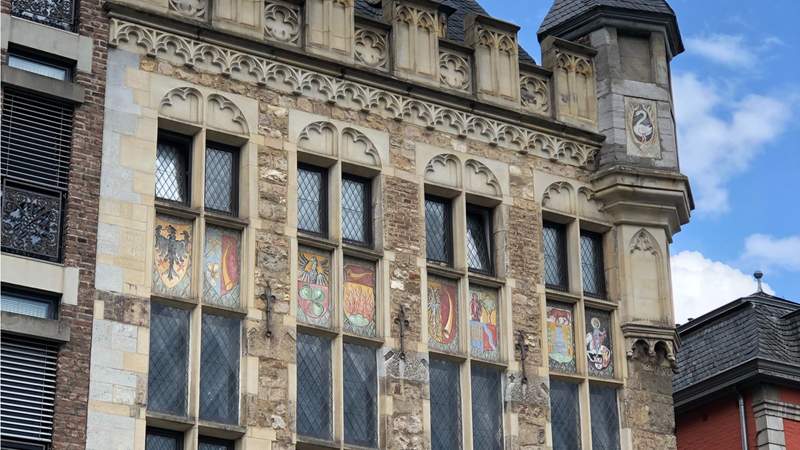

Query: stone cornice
<box><xmin>107</xmin><ymin>16</ymin><xmax>602</xmax><ymax>168</ymax></box>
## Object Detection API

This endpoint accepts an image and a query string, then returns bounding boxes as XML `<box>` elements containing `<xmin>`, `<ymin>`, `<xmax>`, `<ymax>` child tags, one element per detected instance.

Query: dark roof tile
<box><xmin>539</xmin><ymin>0</ymin><xmax>675</xmax><ymax>36</ymax></box>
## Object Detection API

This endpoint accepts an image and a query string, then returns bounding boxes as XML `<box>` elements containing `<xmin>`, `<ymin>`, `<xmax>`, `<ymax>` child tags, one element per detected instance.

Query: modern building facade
<box><xmin>674</xmin><ymin>288</ymin><xmax>800</xmax><ymax>450</ymax></box>
<box><xmin>1</xmin><ymin>0</ymin><xmax>693</xmax><ymax>449</ymax></box>
<box><xmin>0</xmin><ymin>0</ymin><xmax>109</xmax><ymax>448</ymax></box>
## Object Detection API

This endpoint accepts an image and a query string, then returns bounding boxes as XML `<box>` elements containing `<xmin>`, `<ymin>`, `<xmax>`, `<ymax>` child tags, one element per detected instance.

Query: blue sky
<box><xmin>480</xmin><ymin>0</ymin><xmax>800</xmax><ymax>321</ymax></box>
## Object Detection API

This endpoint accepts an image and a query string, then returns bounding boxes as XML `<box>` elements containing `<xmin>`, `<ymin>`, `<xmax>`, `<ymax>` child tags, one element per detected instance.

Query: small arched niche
<box><xmin>541</xmin><ymin>181</ymin><xmax>575</xmax><ymax>214</ymax></box>
<box><xmin>424</xmin><ymin>153</ymin><xmax>461</xmax><ymax>189</ymax></box>
<box><xmin>159</xmin><ymin>87</ymin><xmax>203</xmax><ymax>124</ymax></box>
<box><xmin>464</xmin><ymin>159</ymin><xmax>502</xmax><ymax>197</ymax></box>
<box><xmin>298</xmin><ymin>121</ymin><xmax>338</xmax><ymax>156</ymax></box>
<box><xmin>341</xmin><ymin>128</ymin><xmax>381</xmax><ymax>168</ymax></box>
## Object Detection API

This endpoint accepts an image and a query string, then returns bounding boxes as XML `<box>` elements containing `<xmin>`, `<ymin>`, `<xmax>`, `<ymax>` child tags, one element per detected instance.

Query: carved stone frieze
<box><xmin>383</xmin><ymin>350</ymin><xmax>429</xmax><ymax>383</ymax></box>
<box><xmin>109</xmin><ymin>19</ymin><xmax>599</xmax><ymax>167</ymax></box>
<box><xmin>169</xmin><ymin>0</ymin><xmax>207</xmax><ymax>19</ymax></box>
<box><xmin>264</xmin><ymin>1</ymin><xmax>301</xmax><ymax>46</ymax></box>
<box><xmin>625</xmin><ymin>96</ymin><xmax>661</xmax><ymax>158</ymax></box>
<box><xmin>354</xmin><ymin>27</ymin><xmax>388</xmax><ymax>70</ymax></box>
<box><xmin>439</xmin><ymin>51</ymin><xmax>471</xmax><ymax>92</ymax></box>
<box><xmin>520</xmin><ymin>74</ymin><xmax>550</xmax><ymax>115</ymax></box>
<box><xmin>505</xmin><ymin>373</ymin><xmax>547</xmax><ymax>405</ymax></box>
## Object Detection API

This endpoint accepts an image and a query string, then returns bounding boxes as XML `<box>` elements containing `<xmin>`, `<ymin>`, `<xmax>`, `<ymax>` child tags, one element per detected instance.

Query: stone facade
<box><xmin>74</xmin><ymin>0</ymin><xmax>691</xmax><ymax>450</ymax></box>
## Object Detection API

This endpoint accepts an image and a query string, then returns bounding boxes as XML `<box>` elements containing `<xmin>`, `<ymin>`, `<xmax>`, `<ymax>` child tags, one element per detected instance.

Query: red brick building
<box><xmin>674</xmin><ymin>290</ymin><xmax>800</xmax><ymax>450</ymax></box>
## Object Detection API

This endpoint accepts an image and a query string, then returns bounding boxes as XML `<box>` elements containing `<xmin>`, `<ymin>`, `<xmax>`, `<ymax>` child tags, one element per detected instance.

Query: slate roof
<box><xmin>673</xmin><ymin>292</ymin><xmax>800</xmax><ymax>395</ymax></box>
<box><xmin>354</xmin><ymin>0</ymin><xmax>536</xmax><ymax>64</ymax></box>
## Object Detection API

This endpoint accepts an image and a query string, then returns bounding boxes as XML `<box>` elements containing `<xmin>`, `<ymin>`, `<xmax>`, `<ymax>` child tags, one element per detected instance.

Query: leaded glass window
<box><xmin>198</xmin><ymin>437</ymin><xmax>235</xmax><ymax>450</ymax></box>
<box><xmin>543</xmin><ymin>222</ymin><xmax>568</xmax><ymax>290</ymax></box>
<box><xmin>590</xmin><ymin>385</ymin><xmax>621</xmax><ymax>450</ymax></box>
<box><xmin>550</xmin><ymin>380</ymin><xmax>581</xmax><ymax>450</ymax></box>
<box><xmin>155</xmin><ymin>133</ymin><xmax>190</xmax><ymax>204</ymax></box>
<box><xmin>297</xmin><ymin>165</ymin><xmax>327</xmax><ymax>235</ymax></box>
<box><xmin>471</xmin><ymin>365</ymin><xmax>503</xmax><ymax>450</ymax></box>
<box><xmin>581</xmin><ymin>231</ymin><xmax>606</xmax><ymax>297</ymax></box>
<box><xmin>429</xmin><ymin>358</ymin><xmax>462</xmax><ymax>450</ymax></box>
<box><xmin>147</xmin><ymin>303</ymin><xmax>190</xmax><ymax>416</ymax></box>
<box><xmin>342</xmin><ymin>175</ymin><xmax>372</xmax><ymax>246</ymax></box>
<box><xmin>145</xmin><ymin>428</ymin><xmax>183</xmax><ymax>450</ymax></box>
<box><xmin>466</xmin><ymin>207</ymin><xmax>493</xmax><ymax>274</ymax></box>
<box><xmin>204</xmin><ymin>144</ymin><xmax>238</xmax><ymax>215</ymax></box>
<box><xmin>425</xmin><ymin>195</ymin><xmax>452</xmax><ymax>264</ymax></box>
<box><xmin>343</xmin><ymin>343</ymin><xmax>377</xmax><ymax>447</ymax></box>
<box><xmin>296</xmin><ymin>332</ymin><xmax>332</xmax><ymax>441</ymax></box>
<box><xmin>199</xmin><ymin>314</ymin><xmax>240</xmax><ymax>424</ymax></box>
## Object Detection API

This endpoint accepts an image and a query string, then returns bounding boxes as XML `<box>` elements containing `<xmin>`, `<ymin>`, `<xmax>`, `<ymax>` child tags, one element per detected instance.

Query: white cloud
<box><xmin>686</xmin><ymin>34</ymin><xmax>755</xmax><ymax>66</ymax></box>
<box><xmin>672</xmin><ymin>72</ymin><xmax>792</xmax><ymax>213</ymax></box>
<box><xmin>742</xmin><ymin>234</ymin><xmax>800</xmax><ymax>272</ymax></box>
<box><xmin>670</xmin><ymin>250</ymin><xmax>773</xmax><ymax>324</ymax></box>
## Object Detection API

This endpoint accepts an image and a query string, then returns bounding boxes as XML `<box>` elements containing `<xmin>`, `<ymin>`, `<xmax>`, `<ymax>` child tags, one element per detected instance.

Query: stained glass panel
<box><xmin>466</xmin><ymin>209</ymin><xmax>492</xmax><ymax>274</ymax></box>
<box><xmin>471</xmin><ymin>365</ymin><xmax>503</xmax><ymax>450</ymax></box>
<box><xmin>550</xmin><ymin>380</ymin><xmax>581</xmax><ymax>450</ymax></box>
<box><xmin>429</xmin><ymin>358</ymin><xmax>462</xmax><ymax>450</ymax></box>
<box><xmin>342</xmin><ymin>176</ymin><xmax>371</xmax><ymax>245</ymax></box>
<box><xmin>343</xmin><ymin>258</ymin><xmax>377</xmax><ymax>337</ymax></box>
<box><xmin>425</xmin><ymin>196</ymin><xmax>452</xmax><ymax>264</ymax></box>
<box><xmin>585</xmin><ymin>308</ymin><xmax>614</xmax><ymax>378</ymax></box>
<box><xmin>152</xmin><ymin>215</ymin><xmax>193</xmax><ymax>298</ymax></box>
<box><xmin>428</xmin><ymin>277</ymin><xmax>459</xmax><ymax>353</ymax></box>
<box><xmin>155</xmin><ymin>136</ymin><xmax>189</xmax><ymax>204</ymax></box>
<box><xmin>204</xmin><ymin>145</ymin><xmax>237</xmax><ymax>214</ymax></box>
<box><xmin>297</xmin><ymin>166</ymin><xmax>326</xmax><ymax>235</ymax></box>
<box><xmin>543</xmin><ymin>222</ymin><xmax>568</xmax><ymax>290</ymax></box>
<box><xmin>469</xmin><ymin>285</ymin><xmax>499</xmax><ymax>361</ymax></box>
<box><xmin>203</xmin><ymin>226</ymin><xmax>241</xmax><ymax>308</ymax></box>
<box><xmin>343</xmin><ymin>343</ymin><xmax>377</xmax><ymax>447</ymax></box>
<box><xmin>590</xmin><ymin>385</ymin><xmax>621</xmax><ymax>450</ymax></box>
<box><xmin>199</xmin><ymin>314</ymin><xmax>240</xmax><ymax>425</ymax></box>
<box><xmin>547</xmin><ymin>302</ymin><xmax>576</xmax><ymax>373</ymax></box>
<box><xmin>296</xmin><ymin>333</ymin><xmax>332</xmax><ymax>441</ymax></box>
<box><xmin>581</xmin><ymin>231</ymin><xmax>606</xmax><ymax>297</ymax></box>
<box><xmin>297</xmin><ymin>247</ymin><xmax>332</xmax><ymax>328</ymax></box>
<box><xmin>147</xmin><ymin>303</ymin><xmax>189</xmax><ymax>416</ymax></box>
<box><xmin>145</xmin><ymin>429</ymin><xmax>182</xmax><ymax>450</ymax></box>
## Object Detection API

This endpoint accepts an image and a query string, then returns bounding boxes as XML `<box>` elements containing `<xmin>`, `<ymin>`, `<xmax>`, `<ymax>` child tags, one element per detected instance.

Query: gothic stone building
<box><xmin>3</xmin><ymin>0</ymin><xmax>692</xmax><ymax>448</ymax></box>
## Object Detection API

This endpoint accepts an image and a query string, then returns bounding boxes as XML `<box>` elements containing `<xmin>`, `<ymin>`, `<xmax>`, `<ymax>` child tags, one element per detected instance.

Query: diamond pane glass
<box><xmin>205</xmin><ymin>146</ymin><xmax>236</xmax><ymax>214</ymax></box>
<box><xmin>466</xmin><ymin>210</ymin><xmax>492</xmax><ymax>273</ymax></box>
<box><xmin>343</xmin><ymin>343</ymin><xmax>377</xmax><ymax>447</ymax></box>
<box><xmin>203</xmin><ymin>226</ymin><xmax>242</xmax><ymax>308</ymax></box>
<box><xmin>543</xmin><ymin>223</ymin><xmax>568</xmax><ymax>290</ymax></box>
<box><xmin>425</xmin><ymin>197</ymin><xmax>452</xmax><ymax>264</ymax></box>
<box><xmin>343</xmin><ymin>258</ymin><xmax>377</xmax><ymax>337</ymax></box>
<box><xmin>297</xmin><ymin>247</ymin><xmax>333</xmax><ymax>328</ymax></box>
<box><xmin>471</xmin><ymin>365</ymin><xmax>503</xmax><ymax>450</ymax></box>
<box><xmin>297</xmin><ymin>333</ymin><xmax>332</xmax><ymax>441</ymax></box>
<box><xmin>198</xmin><ymin>438</ymin><xmax>234</xmax><ymax>450</ymax></box>
<box><xmin>586</xmin><ymin>308</ymin><xmax>614</xmax><ymax>378</ymax></box>
<box><xmin>199</xmin><ymin>314</ymin><xmax>240</xmax><ymax>424</ymax></box>
<box><xmin>469</xmin><ymin>285</ymin><xmax>499</xmax><ymax>361</ymax></box>
<box><xmin>429</xmin><ymin>358</ymin><xmax>462</xmax><ymax>450</ymax></box>
<box><xmin>298</xmin><ymin>167</ymin><xmax>325</xmax><ymax>234</ymax></box>
<box><xmin>147</xmin><ymin>303</ymin><xmax>189</xmax><ymax>416</ymax></box>
<box><xmin>590</xmin><ymin>385</ymin><xmax>621</xmax><ymax>450</ymax></box>
<box><xmin>152</xmin><ymin>215</ymin><xmax>193</xmax><ymax>298</ymax></box>
<box><xmin>155</xmin><ymin>137</ymin><xmax>188</xmax><ymax>204</ymax></box>
<box><xmin>550</xmin><ymin>380</ymin><xmax>581</xmax><ymax>450</ymax></box>
<box><xmin>145</xmin><ymin>429</ymin><xmax>182</xmax><ymax>450</ymax></box>
<box><xmin>428</xmin><ymin>277</ymin><xmax>459</xmax><ymax>353</ymax></box>
<box><xmin>547</xmin><ymin>302</ymin><xmax>576</xmax><ymax>373</ymax></box>
<box><xmin>581</xmin><ymin>232</ymin><xmax>606</xmax><ymax>297</ymax></box>
<box><xmin>342</xmin><ymin>177</ymin><xmax>370</xmax><ymax>245</ymax></box>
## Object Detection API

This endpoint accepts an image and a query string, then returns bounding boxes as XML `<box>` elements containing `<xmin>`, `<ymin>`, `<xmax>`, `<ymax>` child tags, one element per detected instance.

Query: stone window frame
<box><xmin>292</xmin><ymin>131</ymin><xmax>386</xmax><ymax>450</ymax></box>
<box><xmin>422</xmin><ymin>174</ymin><xmax>510</xmax><ymax>450</ymax></box>
<box><xmin>147</xmin><ymin>118</ymin><xmax>254</xmax><ymax>443</ymax></box>
<box><xmin>542</xmin><ymin>208</ymin><xmax>623</xmax><ymax>450</ymax></box>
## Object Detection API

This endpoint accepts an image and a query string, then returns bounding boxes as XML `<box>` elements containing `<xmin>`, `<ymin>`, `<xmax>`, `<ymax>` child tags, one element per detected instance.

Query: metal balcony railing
<box><xmin>11</xmin><ymin>0</ymin><xmax>77</xmax><ymax>31</ymax></box>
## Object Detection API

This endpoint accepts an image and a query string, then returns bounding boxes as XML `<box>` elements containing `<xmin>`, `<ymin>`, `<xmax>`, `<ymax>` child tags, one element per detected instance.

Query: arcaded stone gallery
<box><xmin>0</xmin><ymin>0</ymin><xmax>692</xmax><ymax>449</ymax></box>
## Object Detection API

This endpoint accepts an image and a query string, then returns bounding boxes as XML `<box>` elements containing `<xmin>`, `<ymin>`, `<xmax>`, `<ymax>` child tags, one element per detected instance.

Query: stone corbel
<box><xmin>622</xmin><ymin>323</ymin><xmax>679</xmax><ymax>371</ymax></box>
<box><xmin>464</xmin><ymin>13</ymin><xmax>521</xmax><ymax>108</ymax></box>
<box><xmin>541</xmin><ymin>36</ymin><xmax>598</xmax><ymax>131</ymax></box>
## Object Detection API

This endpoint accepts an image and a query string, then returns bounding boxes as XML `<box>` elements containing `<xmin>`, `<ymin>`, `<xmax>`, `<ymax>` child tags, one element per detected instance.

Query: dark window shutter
<box><xmin>0</xmin><ymin>334</ymin><xmax>59</xmax><ymax>445</ymax></box>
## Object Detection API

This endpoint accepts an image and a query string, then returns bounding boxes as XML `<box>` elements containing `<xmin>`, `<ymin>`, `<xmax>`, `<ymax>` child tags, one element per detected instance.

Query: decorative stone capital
<box><xmin>465</xmin><ymin>13</ymin><xmax>521</xmax><ymax>107</ymax></box>
<box><xmin>622</xmin><ymin>323</ymin><xmax>679</xmax><ymax>371</ymax></box>
<box><xmin>541</xmin><ymin>36</ymin><xmax>598</xmax><ymax>130</ymax></box>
